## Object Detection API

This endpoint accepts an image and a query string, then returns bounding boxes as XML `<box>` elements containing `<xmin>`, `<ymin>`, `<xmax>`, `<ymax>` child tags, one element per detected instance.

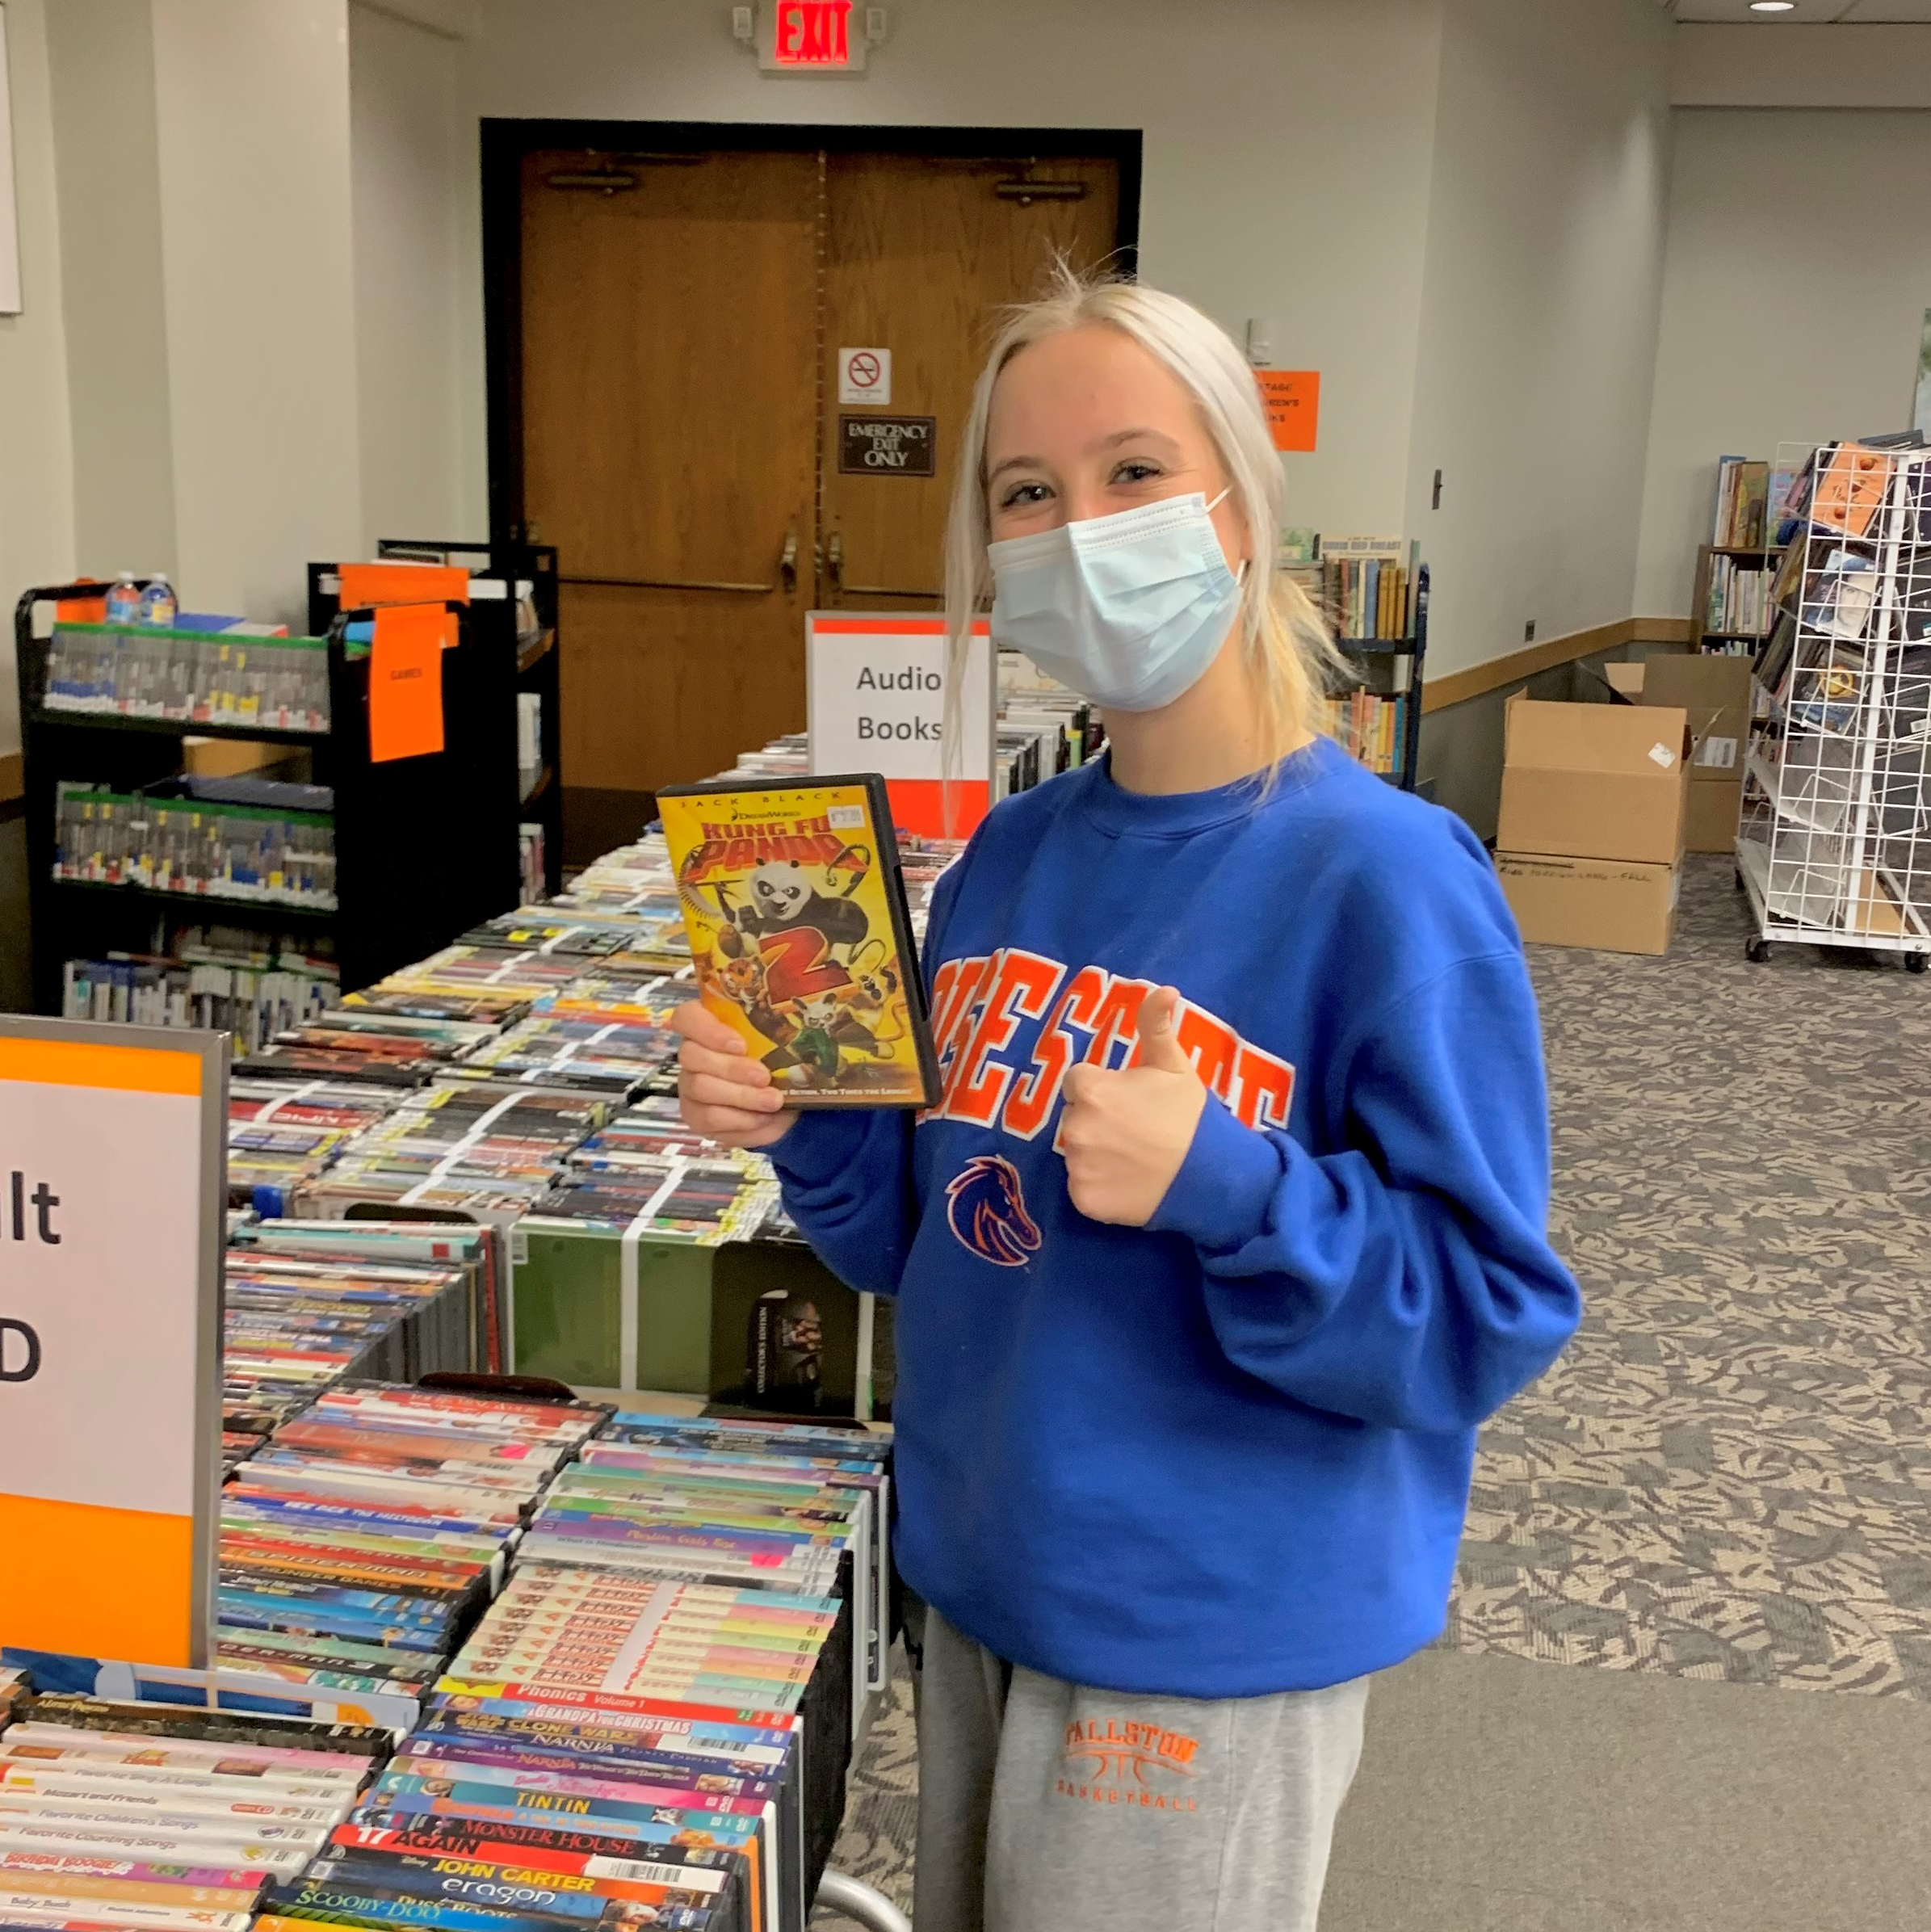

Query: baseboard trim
<box><xmin>1423</xmin><ymin>616</ymin><xmax>1691</xmax><ymax>714</ymax></box>
<box><xmin>0</xmin><ymin>752</ymin><xmax>21</xmax><ymax>806</ymax></box>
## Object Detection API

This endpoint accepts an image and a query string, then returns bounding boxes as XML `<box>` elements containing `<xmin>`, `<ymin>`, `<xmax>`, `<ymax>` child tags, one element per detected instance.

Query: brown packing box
<box><xmin>1618</xmin><ymin>653</ymin><xmax>1753</xmax><ymax>854</ymax></box>
<box><xmin>1494</xmin><ymin>852</ymin><xmax>1679</xmax><ymax>956</ymax></box>
<box><xmin>1496</xmin><ymin>695</ymin><xmax>1691</xmax><ymax>865</ymax></box>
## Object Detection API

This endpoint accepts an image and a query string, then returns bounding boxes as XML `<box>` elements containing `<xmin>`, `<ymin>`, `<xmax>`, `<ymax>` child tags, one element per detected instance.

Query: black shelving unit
<box><xmin>1336</xmin><ymin>561</ymin><xmax>1429</xmax><ymax>792</ymax></box>
<box><xmin>309</xmin><ymin>538</ymin><xmax>562</xmax><ymax>897</ymax></box>
<box><xmin>17</xmin><ymin>581</ymin><xmax>522</xmax><ymax>1014</ymax></box>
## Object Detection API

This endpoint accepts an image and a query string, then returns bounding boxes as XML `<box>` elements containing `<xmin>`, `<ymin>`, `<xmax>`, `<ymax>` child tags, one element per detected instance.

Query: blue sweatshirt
<box><xmin>770</xmin><ymin>739</ymin><xmax>1580</xmax><ymax>1699</ymax></box>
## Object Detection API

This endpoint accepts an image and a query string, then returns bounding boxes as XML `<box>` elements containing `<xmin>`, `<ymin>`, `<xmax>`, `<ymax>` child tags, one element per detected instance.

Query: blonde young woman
<box><xmin>676</xmin><ymin>273</ymin><xmax>1580</xmax><ymax>1932</ymax></box>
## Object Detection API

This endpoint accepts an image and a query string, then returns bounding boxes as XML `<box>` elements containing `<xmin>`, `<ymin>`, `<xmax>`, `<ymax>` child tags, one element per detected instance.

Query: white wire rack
<box><xmin>1737</xmin><ymin>439</ymin><xmax>1931</xmax><ymax>971</ymax></box>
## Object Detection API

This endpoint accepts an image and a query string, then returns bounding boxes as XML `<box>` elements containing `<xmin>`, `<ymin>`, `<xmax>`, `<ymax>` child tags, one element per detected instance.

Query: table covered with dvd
<box><xmin>0</xmin><ymin>1390</ymin><xmax>896</xmax><ymax>1932</ymax></box>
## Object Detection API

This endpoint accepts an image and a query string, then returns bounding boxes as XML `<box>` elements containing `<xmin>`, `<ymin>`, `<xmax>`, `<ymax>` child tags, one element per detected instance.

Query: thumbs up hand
<box><xmin>1060</xmin><ymin>986</ymin><xmax>1210</xmax><ymax>1228</ymax></box>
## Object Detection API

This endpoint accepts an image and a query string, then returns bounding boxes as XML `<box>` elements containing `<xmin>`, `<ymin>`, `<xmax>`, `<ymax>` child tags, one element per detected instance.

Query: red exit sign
<box><xmin>758</xmin><ymin>1</ymin><xmax>869</xmax><ymax>73</ymax></box>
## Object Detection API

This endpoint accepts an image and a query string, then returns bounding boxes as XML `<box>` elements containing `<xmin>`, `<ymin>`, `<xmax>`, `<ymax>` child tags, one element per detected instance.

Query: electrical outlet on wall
<box><xmin>1523</xmin><ymin>620</ymin><xmax>1537</xmax><ymax>643</ymax></box>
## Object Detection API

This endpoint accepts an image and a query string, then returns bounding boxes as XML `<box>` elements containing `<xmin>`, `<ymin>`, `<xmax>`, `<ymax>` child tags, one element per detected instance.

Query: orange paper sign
<box><xmin>339</xmin><ymin>561</ymin><xmax>470</xmax><ymax>609</ymax></box>
<box><xmin>1257</xmin><ymin>370</ymin><xmax>1320</xmax><ymax>452</ymax></box>
<box><xmin>368</xmin><ymin>603</ymin><xmax>450</xmax><ymax>762</ymax></box>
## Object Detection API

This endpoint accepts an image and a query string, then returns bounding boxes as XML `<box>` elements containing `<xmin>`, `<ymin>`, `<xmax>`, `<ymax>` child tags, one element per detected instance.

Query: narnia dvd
<box><xmin>657</xmin><ymin>775</ymin><xmax>939</xmax><ymax>1108</ymax></box>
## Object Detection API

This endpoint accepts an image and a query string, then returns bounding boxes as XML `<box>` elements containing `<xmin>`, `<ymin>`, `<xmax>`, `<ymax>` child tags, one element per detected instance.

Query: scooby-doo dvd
<box><xmin>657</xmin><ymin>773</ymin><xmax>940</xmax><ymax>1108</ymax></box>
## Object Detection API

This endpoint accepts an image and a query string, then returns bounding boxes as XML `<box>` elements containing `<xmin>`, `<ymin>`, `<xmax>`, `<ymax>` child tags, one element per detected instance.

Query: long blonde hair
<box><xmin>942</xmin><ymin>264</ymin><xmax>1341</xmax><ymax>782</ymax></box>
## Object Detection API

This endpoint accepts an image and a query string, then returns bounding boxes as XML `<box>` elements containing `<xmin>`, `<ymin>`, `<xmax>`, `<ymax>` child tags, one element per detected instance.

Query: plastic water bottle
<box><xmin>105</xmin><ymin>573</ymin><xmax>142</xmax><ymax>626</ymax></box>
<box><xmin>140</xmin><ymin>575</ymin><xmax>177</xmax><ymax>626</ymax></box>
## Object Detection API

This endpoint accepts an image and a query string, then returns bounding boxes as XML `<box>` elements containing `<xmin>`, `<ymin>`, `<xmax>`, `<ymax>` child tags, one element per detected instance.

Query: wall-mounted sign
<box><xmin>1256</xmin><ymin>369</ymin><xmax>1320</xmax><ymax>453</ymax></box>
<box><xmin>839</xmin><ymin>414</ymin><xmax>936</xmax><ymax>477</ymax></box>
<box><xmin>807</xmin><ymin>613</ymin><xmax>993</xmax><ymax>836</ymax></box>
<box><xmin>0</xmin><ymin>1016</ymin><xmax>226</xmax><ymax>1670</ymax></box>
<box><xmin>838</xmin><ymin>346</ymin><xmax>891</xmax><ymax>406</ymax></box>
<box><xmin>759</xmin><ymin>0</ymin><xmax>868</xmax><ymax>74</ymax></box>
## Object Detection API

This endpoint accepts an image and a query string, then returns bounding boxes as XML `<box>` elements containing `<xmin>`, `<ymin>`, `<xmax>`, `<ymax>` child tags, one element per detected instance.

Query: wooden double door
<box><xmin>510</xmin><ymin>139</ymin><xmax>1126</xmax><ymax>850</ymax></box>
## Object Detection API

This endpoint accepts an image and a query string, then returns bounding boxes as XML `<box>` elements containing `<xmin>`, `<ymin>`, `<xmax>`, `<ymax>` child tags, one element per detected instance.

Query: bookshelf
<box><xmin>1690</xmin><ymin>543</ymin><xmax>1780</xmax><ymax>654</ymax></box>
<box><xmin>308</xmin><ymin>537</ymin><xmax>563</xmax><ymax>897</ymax></box>
<box><xmin>1332</xmin><ymin>562</ymin><xmax>1429</xmax><ymax>792</ymax></box>
<box><xmin>16</xmin><ymin>579</ymin><xmax>523</xmax><ymax>1015</ymax></box>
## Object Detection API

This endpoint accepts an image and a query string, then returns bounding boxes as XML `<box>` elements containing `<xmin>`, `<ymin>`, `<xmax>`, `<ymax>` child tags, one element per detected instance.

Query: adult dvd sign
<box><xmin>806</xmin><ymin>612</ymin><xmax>993</xmax><ymax>836</ymax></box>
<box><xmin>0</xmin><ymin>1016</ymin><xmax>226</xmax><ymax>1670</ymax></box>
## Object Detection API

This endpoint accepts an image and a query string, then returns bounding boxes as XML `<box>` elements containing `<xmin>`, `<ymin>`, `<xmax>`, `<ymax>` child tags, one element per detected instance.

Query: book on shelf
<box><xmin>1323</xmin><ymin>688</ymin><xmax>1408</xmax><ymax>778</ymax></box>
<box><xmin>1711</xmin><ymin>457</ymin><xmax>1771</xmax><ymax>548</ymax></box>
<box><xmin>1703</xmin><ymin>553</ymin><xmax>1773</xmax><ymax>640</ymax></box>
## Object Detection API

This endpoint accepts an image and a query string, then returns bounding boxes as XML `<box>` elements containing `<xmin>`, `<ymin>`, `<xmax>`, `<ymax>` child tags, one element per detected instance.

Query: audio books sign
<box><xmin>806</xmin><ymin>612</ymin><xmax>994</xmax><ymax>836</ymax></box>
<box><xmin>0</xmin><ymin>1017</ymin><xmax>226</xmax><ymax>1670</ymax></box>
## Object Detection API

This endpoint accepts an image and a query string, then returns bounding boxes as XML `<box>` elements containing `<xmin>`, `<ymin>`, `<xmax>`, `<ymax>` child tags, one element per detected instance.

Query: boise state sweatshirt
<box><xmin>770</xmin><ymin>738</ymin><xmax>1581</xmax><ymax>1698</ymax></box>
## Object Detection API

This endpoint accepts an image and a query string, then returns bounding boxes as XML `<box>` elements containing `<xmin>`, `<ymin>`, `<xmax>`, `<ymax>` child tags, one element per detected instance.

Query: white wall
<box><xmin>1634</xmin><ymin>107</ymin><xmax>1931</xmax><ymax>618</ymax></box>
<box><xmin>148</xmin><ymin>0</ymin><xmax>363</xmax><ymax>628</ymax></box>
<box><xmin>44</xmin><ymin>0</ymin><xmax>178</xmax><ymax>586</ymax></box>
<box><xmin>1673</xmin><ymin>23</ymin><xmax>1931</xmax><ymax>109</ymax></box>
<box><xmin>1401</xmin><ymin>0</ymin><xmax>1674</xmax><ymax>681</ymax></box>
<box><xmin>349</xmin><ymin>0</ymin><xmax>477</xmax><ymax>550</ymax></box>
<box><xmin>446</xmin><ymin>0</ymin><xmax>1449</xmax><ymax>547</ymax></box>
<box><xmin>0</xmin><ymin>0</ymin><xmax>76</xmax><ymax>757</ymax></box>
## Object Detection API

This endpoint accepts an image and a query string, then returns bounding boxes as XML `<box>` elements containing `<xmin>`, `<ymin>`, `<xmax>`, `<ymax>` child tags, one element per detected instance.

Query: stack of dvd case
<box><xmin>298</xmin><ymin>1086</ymin><xmax>616</xmax><ymax>1224</ymax></box>
<box><xmin>220</xmin><ymin>1250</ymin><xmax>480</xmax><ymax>1447</ymax></box>
<box><xmin>0</xmin><ymin>1692</ymin><xmax>386</xmax><ymax>1924</ymax></box>
<box><xmin>228</xmin><ymin>1078</ymin><xmax>407</xmax><ymax>1213</ymax></box>
<box><xmin>443</xmin><ymin>1012</ymin><xmax>679</xmax><ymax>1098</ymax></box>
<box><xmin>244</xmin><ymin>1008</ymin><xmax>508</xmax><ymax>1090</ymax></box>
<box><xmin>219</xmin><ymin>1385</ymin><xmax>607</xmax><ymax>1707</ymax></box>
<box><xmin>518</xmin><ymin>1413</ymin><xmax>891</xmax><ymax>1741</ymax></box>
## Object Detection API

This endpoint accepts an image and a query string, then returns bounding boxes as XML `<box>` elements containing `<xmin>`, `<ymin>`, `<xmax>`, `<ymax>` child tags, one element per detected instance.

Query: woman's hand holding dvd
<box><xmin>1060</xmin><ymin>986</ymin><xmax>1209</xmax><ymax>1227</ymax></box>
<box><xmin>673</xmin><ymin>998</ymin><xmax>800</xmax><ymax>1149</ymax></box>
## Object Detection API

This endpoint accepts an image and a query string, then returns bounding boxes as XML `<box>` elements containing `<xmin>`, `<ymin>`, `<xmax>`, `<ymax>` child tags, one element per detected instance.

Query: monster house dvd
<box><xmin>657</xmin><ymin>776</ymin><xmax>939</xmax><ymax>1108</ymax></box>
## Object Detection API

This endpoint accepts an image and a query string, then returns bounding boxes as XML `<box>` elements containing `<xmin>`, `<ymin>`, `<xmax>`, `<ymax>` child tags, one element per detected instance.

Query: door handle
<box><xmin>822</xmin><ymin>529</ymin><xmax>938</xmax><ymax>600</ymax></box>
<box><xmin>562</xmin><ymin>527</ymin><xmax>802</xmax><ymax>597</ymax></box>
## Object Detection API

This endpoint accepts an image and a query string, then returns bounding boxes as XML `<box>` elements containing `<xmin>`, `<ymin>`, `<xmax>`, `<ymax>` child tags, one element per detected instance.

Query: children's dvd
<box><xmin>656</xmin><ymin>776</ymin><xmax>938</xmax><ymax>1108</ymax></box>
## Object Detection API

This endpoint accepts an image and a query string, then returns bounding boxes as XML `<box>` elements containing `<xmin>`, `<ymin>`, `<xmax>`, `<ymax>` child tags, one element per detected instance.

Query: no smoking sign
<box><xmin>838</xmin><ymin>346</ymin><xmax>892</xmax><ymax>407</ymax></box>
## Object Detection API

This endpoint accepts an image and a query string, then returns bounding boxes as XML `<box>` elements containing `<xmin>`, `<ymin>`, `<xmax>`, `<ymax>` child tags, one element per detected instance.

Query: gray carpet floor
<box><xmin>814</xmin><ymin>855</ymin><xmax>1931</xmax><ymax>1926</ymax></box>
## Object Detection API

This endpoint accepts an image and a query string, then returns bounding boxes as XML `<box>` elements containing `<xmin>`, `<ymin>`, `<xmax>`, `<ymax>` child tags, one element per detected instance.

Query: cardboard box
<box><xmin>1496</xmin><ymin>696</ymin><xmax>1691</xmax><ymax>864</ymax></box>
<box><xmin>1685</xmin><ymin>776</ymin><xmax>1744</xmax><ymax>853</ymax></box>
<box><xmin>1606</xmin><ymin>653</ymin><xmax>1753</xmax><ymax>853</ymax></box>
<box><xmin>1495</xmin><ymin>850</ymin><xmax>1680</xmax><ymax>956</ymax></box>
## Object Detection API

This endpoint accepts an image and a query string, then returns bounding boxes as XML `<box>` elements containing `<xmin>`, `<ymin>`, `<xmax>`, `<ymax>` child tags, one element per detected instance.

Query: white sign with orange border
<box><xmin>806</xmin><ymin>612</ymin><xmax>994</xmax><ymax>837</ymax></box>
<box><xmin>0</xmin><ymin>1016</ymin><xmax>226</xmax><ymax>1670</ymax></box>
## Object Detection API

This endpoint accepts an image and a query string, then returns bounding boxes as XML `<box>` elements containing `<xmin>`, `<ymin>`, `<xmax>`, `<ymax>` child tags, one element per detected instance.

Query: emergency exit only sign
<box><xmin>758</xmin><ymin>0</ymin><xmax>871</xmax><ymax>72</ymax></box>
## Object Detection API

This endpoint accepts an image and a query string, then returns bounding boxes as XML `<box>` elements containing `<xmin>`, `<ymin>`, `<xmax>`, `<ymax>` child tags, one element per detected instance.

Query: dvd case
<box><xmin>657</xmin><ymin>776</ymin><xmax>938</xmax><ymax>1108</ymax></box>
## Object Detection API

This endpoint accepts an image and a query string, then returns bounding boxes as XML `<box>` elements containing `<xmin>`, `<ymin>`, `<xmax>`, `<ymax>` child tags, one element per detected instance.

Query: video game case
<box><xmin>391</xmin><ymin>1737</ymin><xmax>777</xmax><ymax>1793</ymax></box>
<box><xmin>18</xmin><ymin>1699</ymin><xmax>392</xmax><ymax>1761</ymax></box>
<box><xmin>0</xmin><ymin>1897</ymin><xmax>255</xmax><ymax>1932</ymax></box>
<box><xmin>320</xmin><ymin>1837</ymin><xmax>734</xmax><ymax>1907</ymax></box>
<box><xmin>0</xmin><ymin>1819</ymin><xmax>315</xmax><ymax>1876</ymax></box>
<box><xmin>330</xmin><ymin>1819</ymin><xmax>742</xmax><ymax>1885</ymax></box>
<box><xmin>0</xmin><ymin>1874</ymin><xmax>262</xmax><ymax>1914</ymax></box>
<box><xmin>0</xmin><ymin>1739</ymin><xmax>367</xmax><ymax>1788</ymax></box>
<box><xmin>657</xmin><ymin>775</ymin><xmax>939</xmax><ymax>1108</ymax></box>
<box><xmin>0</xmin><ymin>1857</ymin><xmax>267</xmax><ymax>1894</ymax></box>
<box><xmin>297</xmin><ymin>1856</ymin><xmax>721</xmax><ymax>1930</ymax></box>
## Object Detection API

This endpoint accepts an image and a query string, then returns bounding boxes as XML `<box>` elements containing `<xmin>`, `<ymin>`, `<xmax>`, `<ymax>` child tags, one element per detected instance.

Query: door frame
<box><xmin>479</xmin><ymin>118</ymin><xmax>1144</xmax><ymax>548</ymax></box>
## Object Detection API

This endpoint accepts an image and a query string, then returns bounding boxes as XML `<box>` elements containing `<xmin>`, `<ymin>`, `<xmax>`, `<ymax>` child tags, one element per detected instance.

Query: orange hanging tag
<box><xmin>340</xmin><ymin>561</ymin><xmax>471</xmax><ymax>608</ymax></box>
<box><xmin>368</xmin><ymin>603</ymin><xmax>451</xmax><ymax>762</ymax></box>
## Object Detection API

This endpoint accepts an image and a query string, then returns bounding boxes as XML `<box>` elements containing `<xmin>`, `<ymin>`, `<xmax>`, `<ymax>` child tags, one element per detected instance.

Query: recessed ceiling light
<box><xmin>1749</xmin><ymin>2</ymin><xmax>1796</xmax><ymax>12</ymax></box>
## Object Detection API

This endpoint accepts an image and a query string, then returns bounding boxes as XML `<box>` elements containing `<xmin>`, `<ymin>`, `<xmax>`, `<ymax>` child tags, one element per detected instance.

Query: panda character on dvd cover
<box><xmin>689</xmin><ymin>850</ymin><xmax>901</xmax><ymax>1091</ymax></box>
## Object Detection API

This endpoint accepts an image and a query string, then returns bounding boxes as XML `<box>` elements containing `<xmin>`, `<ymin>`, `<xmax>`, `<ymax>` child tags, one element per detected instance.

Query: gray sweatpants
<box><xmin>905</xmin><ymin>1598</ymin><xmax>1369</xmax><ymax>1932</ymax></box>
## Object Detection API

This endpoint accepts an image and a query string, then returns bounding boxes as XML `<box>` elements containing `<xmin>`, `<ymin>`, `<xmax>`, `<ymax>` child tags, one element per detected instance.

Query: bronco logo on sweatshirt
<box><xmin>942</xmin><ymin>1154</ymin><xmax>1043</xmax><ymax>1267</ymax></box>
<box><xmin>923</xmin><ymin>948</ymin><xmax>1296</xmax><ymax>1145</ymax></box>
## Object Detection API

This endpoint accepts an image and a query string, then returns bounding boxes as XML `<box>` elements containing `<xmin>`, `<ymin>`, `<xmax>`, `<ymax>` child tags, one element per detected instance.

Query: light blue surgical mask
<box><xmin>987</xmin><ymin>489</ymin><xmax>1245</xmax><ymax>712</ymax></box>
